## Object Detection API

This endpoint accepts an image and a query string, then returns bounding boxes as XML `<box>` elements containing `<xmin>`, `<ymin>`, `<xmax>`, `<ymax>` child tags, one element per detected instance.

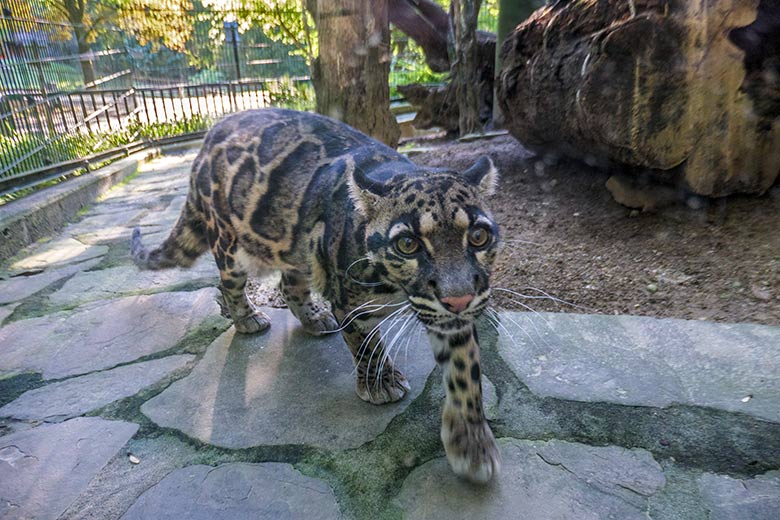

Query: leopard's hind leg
<box><xmin>208</xmin><ymin>219</ymin><xmax>270</xmax><ymax>334</ymax></box>
<box><xmin>280</xmin><ymin>269</ymin><xmax>338</xmax><ymax>335</ymax></box>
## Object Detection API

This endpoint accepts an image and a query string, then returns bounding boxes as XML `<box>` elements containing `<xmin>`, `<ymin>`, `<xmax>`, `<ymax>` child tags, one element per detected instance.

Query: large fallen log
<box><xmin>496</xmin><ymin>0</ymin><xmax>780</xmax><ymax>199</ymax></box>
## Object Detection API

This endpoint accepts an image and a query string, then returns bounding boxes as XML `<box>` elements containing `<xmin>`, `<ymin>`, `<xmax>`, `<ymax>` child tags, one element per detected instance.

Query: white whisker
<box><xmin>354</xmin><ymin>304</ymin><xmax>411</xmax><ymax>380</ymax></box>
<box><xmin>378</xmin><ymin>311</ymin><xmax>416</xmax><ymax>388</ymax></box>
<box><xmin>344</xmin><ymin>256</ymin><xmax>385</xmax><ymax>287</ymax></box>
<box><xmin>320</xmin><ymin>299</ymin><xmax>407</xmax><ymax>334</ymax></box>
<box><xmin>494</xmin><ymin>286</ymin><xmax>589</xmax><ymax>312</ymax></box>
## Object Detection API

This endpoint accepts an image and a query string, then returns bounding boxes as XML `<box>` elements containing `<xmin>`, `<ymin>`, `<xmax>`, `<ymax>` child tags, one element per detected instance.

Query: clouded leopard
<box><xmin>131</xmin><ymin>108</ymin><xmax>501</xmax><ymax>482</ymax></box>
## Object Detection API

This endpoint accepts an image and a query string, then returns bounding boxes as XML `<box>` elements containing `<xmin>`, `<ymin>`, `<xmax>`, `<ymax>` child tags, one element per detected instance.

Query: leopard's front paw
<box><xmin>234</xmin><ymin>312</ymin><xmax>271</xmax><ymax>334</ymax></box>
<box><xmin>356</xmin><ymin>367</ymin><xmax>411</xmax><ymax>404</ymax></box>
<box><xmin>442</xmin><ymin>411</ymin><xmax>500</xmax><ymax>483</ymax></box>
<box><xmin>299</xmin><ymin>302</ymin><xmax>339</xmax><ymax>335</ymax></box>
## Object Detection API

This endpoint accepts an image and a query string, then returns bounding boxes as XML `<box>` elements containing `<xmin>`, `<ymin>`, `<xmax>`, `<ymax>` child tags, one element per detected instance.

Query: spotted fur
<box><xmin>131</xmin><ymin>108</ymin><xmax>501</xmax><ymax>482</ymax></box>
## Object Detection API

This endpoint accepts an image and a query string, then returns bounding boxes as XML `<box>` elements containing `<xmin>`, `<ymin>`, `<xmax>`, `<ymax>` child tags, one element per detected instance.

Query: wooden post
<box><xmin>313</xmin><ymin>0</ymin><xmax>400</xmax><ymax>147</ymax></box>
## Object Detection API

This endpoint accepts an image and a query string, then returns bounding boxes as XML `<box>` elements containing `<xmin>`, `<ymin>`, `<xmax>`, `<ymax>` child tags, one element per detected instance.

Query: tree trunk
<box><xmin>63</xmin><ymin>0</ymin><xmax>96</xmax><ymax>88</ymax></box>
<box><xmin>76</xmin><ymin>33</ymin><xmax>96</xmax><ymax>88</ymax></box>
<box><xmin>497</xmin><ymin>0</ymin><xmax>780</xmax><ymax>198</ymax></box>
<box><xmin>313</xmin><ymin>0</ymin><xmax>400</xmax><ymax>147</ymax></box>
<box><xmin>451</xmin><ymin>0</ymin><xmax>482</xmax><ymax>136</ymax></box>
<box><xmin>397</xmin><ymin>31</ymin><xmax>495</xmax><ymax>134</ymax></box>
<box><xmin>388</xmin><ymin>0</ymin><xmax>451</xmax><ymax>72</ymax></box>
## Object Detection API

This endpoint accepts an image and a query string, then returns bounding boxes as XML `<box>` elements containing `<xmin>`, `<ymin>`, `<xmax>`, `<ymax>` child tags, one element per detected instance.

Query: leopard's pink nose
<box><xmin>440</xmin><ymin>294</ymin><xmax>474</xmax><ymax>313</ymax></box>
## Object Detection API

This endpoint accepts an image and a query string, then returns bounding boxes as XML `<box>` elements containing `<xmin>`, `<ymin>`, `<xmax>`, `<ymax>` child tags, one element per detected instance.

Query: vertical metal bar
<box><xmin>68</xmin><ymin>94</ymin><xmax>77</xmax><ymax>129</ymax></box>
<box><xmin>186</xmin><ymin>85</ymin><xmax>193</xmax><ymax>120</ymax></box>
<box><xmin>150</xmin><ymin>88</ymin><xmax>160</xmax><ymax>124</ymax></box>
<box><xmin>169</xmin><ymin>87</ymin><xmax>176</xmax><ymax>124</ymax></box>
<box><xmin>160</xmin><ymin>88</ymin><xmax>169</xmax><ymax>122</ymax></box>
<box><xmin>113</xmin><ymin>90</ymin><xmax>121</xmax><ymax>126</ymax></box>
<box><xmin>79</xmin><ymin>93</ymin><xmax>90</xmax><ymax>133</ymax></box>
<box><xmin>140</xmin><ymin>89</ymin><xmax>148</xmax><ymax>125</ymax></box>
<box><xmin>101</xmin><ymin>91</ymin><xmax>112</xmax><ymax>130</ymax></box>
<box><xmin>89</xmin><ymin>92</ymin><xmax>97</xmax><ymax>133</ymax></box>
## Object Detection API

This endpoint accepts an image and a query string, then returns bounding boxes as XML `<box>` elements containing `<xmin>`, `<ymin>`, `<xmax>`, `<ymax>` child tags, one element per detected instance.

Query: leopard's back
<box><xmin>192</xmin><ymin>109</ymin><xmax>411</xmax><ymax>269</ymax></box>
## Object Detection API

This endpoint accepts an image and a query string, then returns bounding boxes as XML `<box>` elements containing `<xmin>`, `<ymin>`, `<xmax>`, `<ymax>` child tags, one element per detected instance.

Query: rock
<box><xmin>497</xmin><ymin>0</ymin><xmax>780</xmax><ymax>197</ymax></box>
<box><xmin>142</xmin><ymin>308</ymin><xmax>436</xmax><ymax>450</ymax></box>
<box><xmin>0</xmin><ymin>417</ymin><xmax>138</xmax><ymax>520</ymax></box>
<box><xmin>58</xmin><ymin>436</ymin><xmax>202</xmax><ymax>520</ymax></box>
<box><xmin>496</xmin><ymin>312</ymin><xmax>780</xmax><ymax>423</ymax></box>
<box><xmin>605</xmin><ymin>174</ymin><xmax>683</xmax><ymax>211</ymax></box>
<box><xmin>48</xmin><ymin>256</ymin><xmax>218</xmax><ymax>307</ymax></box>
<box><xmin>120</xmin><ymin>462</ymin><xmax>341</xmax><ymax>520</ymax></box>
<box><xmin>395</xmin><ymin>438</ymin><xmax>665</xmax><ymax>519</ymax></box>
<box><xmin>8</xmin><ymin>238</ymin><xmax>108</xmax><ymax>273</ymax></box>
<box><xmin>699</xmin><ymin>471</ymin><xmax>780</xmax><ymax>520</ymax></box>
<box><xmin>0</xmin><ymin>355</ymin><xmax>193</xmax><ymax>421</ymax></box>
<box><xmin>0</xmin><ymin>257</ymin><xmax>102</xmax><ymax>305</ymax></box>
<box><xmin>0</xmin><ymin>288</ymin><xmax>221</xmax><ymax>380</ymax></box>
<box><xmin>751</xmin><ymin>285</ymin><xmax>772</xmax><ymax>301</ymax></box>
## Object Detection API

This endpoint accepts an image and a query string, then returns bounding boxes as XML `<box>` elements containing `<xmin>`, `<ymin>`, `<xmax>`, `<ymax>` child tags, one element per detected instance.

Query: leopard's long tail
<box><xmin>132</xmin><ymin>199</ymin><xmax>208</xmax><ymax>270</ymax></box>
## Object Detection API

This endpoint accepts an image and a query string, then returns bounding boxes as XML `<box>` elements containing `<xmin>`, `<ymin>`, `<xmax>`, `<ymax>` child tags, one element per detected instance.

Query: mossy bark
<box><xmin>497</xmin><ymin>0</ymin><xmax>780</xmax><ymax>197</ymax></box>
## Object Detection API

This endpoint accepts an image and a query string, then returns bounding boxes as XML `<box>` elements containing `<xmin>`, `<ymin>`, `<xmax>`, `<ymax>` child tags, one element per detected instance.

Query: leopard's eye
<box><xmin>394</xmin><ymin>236</ymin><xmax>420</xmax><ymax>256</ymax></box>
<box><xmin>468</xmin><ymin>227</ymin><xmax>491</xmax><ymax>248</ymax></box>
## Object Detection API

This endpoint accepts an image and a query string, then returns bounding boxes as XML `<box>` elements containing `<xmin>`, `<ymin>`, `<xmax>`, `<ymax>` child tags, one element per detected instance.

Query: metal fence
<box><xmin>0</xmin><ymin>0</ymin><xmax>312</xmax><ymax>198</ymax></box>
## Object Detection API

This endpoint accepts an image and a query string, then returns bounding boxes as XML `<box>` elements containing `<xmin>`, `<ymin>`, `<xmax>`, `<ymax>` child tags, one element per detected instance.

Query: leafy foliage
<box><xmin>42</xmin><ymin>0</ymin><xmax>195</xmax><ymax>51</ymax></box>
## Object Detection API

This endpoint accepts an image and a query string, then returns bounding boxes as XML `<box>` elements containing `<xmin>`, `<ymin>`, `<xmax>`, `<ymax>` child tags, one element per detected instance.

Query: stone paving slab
<box><xmin>497</xmin><ymin>312</ymin><xmax>780</xmax><ymax>423</ymax></box>
<box><xmin>0</xmin><ymin>257</ymin><xmax>102</xmax><ymax>305</ymax></box>
<box><xmin>0</xmin><ymin>417</ymin><xmax>138</xmax><ymax>520</ymax></box>
<box><xmin>2</xmin><ymin>148</ymin><xmax>779</xmax><ymax>519</ymax></box>
<box><xmin>142</xmin><ymin>308</ymin><xmax>436</xmax><ymax>450</ymax></box>
<box><xmin>699</xmin><ymin>471</ymin><xmax>780</xmax><ymax>519</ymax></box>
<box><xmin>0</xmin><ymin>355</ymin><xmax>194</xmax><ymax>422</ymax></box>
<box><xmin>120</xmin><ymin>463</ymin><xmax>342</xmax><ymax>520</ymax></box>
<box><xmin>8</xmin><ymin>237</ymin><xmax>108</xmax><ymax>273</ymax></box>
<box><xmin>49</xmin><ymin>256</ymin><xmax>218</xmax><ymax>307</ymax></box>
<box><xmin>136</xmin><ymin>197</ymin><xmax>186</xmax><ymax>228</ymax></box>
<box><xmin>74</xmin><ymin>225</ymin><xmax>165</xmax><ymax>246</ymax></box>
<box><xmin>0</xmin><ymin>288</ymin><xmax>220</xmax><ymax>380</ymax></box>
<box><xmin>64</xmin><ymin>208</ymin><xmax>147</xmax><ymax>235</ymax></box>
<box><xmin>123</xmin><ymin>176</ymin><xmax>188</xmax><ymax>194</ymax></box>
<box><xmin>395</xmin><ymin>438</ymin><xmax>666</xmax><ymax>519</ymax></box>
<box><xmin>61</xmin><ymin>208</ymin><xmax>151</xmax><ymax>245</ymax></box>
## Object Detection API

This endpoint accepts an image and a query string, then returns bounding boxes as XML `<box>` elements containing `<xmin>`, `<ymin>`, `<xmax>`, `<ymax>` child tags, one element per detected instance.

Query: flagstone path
<box><xmin>0</xmin><ymin>149</ymin><xmax>778</xmax><ymax>519</ymax></box>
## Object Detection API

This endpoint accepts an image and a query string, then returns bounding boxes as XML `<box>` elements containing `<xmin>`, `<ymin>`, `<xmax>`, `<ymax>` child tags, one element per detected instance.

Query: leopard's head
<box><xmin>348</xmin><ymin>156</ymin><xmax>500</xmax><ymax>331</ymax></box>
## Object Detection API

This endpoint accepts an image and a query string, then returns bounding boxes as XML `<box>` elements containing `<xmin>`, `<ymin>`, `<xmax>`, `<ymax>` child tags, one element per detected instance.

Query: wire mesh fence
<box><xmin>0</xmin><ymin>0</ymin><xmax>313</xmax><ymax>198</ymax></box>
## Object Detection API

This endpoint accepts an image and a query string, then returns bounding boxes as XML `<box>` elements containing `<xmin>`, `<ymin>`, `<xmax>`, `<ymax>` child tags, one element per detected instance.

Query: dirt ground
<box><xmin>249</xmin><ymin>134</ymin><xmax>779</xmax><ymax>327</ymax></box>
<box><xmin>409</xmin><ymin>134</ymin><xmax>780</xmax><ymax>327</ymax></box>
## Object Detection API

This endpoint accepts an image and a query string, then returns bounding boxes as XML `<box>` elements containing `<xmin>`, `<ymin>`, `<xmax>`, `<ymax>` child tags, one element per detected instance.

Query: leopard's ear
<box><xmin>463</xmin><ymin>156</ymin><xmax>499</xmax><ymax>197</ymax></box>
<box><xmin>347</xmin><ymin>164</ymin><xmax>389</xmax><ymax>216</ymax></box>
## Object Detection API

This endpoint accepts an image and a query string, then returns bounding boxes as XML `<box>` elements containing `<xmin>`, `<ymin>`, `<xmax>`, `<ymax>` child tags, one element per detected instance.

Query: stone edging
<box><xmin>0</xmin><ymin>139</ymin><xmax>203</xmax><ymax>263</ymax></box>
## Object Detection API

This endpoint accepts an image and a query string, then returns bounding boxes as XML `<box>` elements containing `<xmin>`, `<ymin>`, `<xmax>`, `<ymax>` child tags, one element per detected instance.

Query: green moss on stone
<box><xmin>0</xmin><ymin>371</ymin><xmax>44</xmax><ymax>407</ymax></box>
